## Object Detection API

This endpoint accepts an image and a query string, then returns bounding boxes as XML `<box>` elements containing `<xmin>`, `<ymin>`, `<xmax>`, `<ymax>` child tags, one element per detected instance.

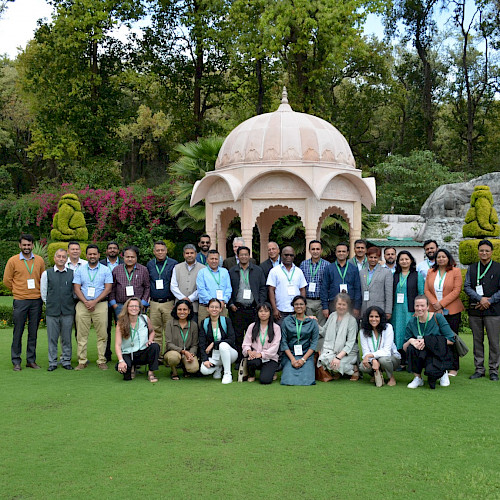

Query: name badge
<box><xmin>363</xmin><ymin>291</ymin><xmax>370</xmax><ymax>301</ymax></box>
<box><xmin>287</xmin><ymin>285</ymin><xmax>295</xmax><ymax>296</ymax></box>
<box><xmin>126</xmin><ymin>286</ymin><xmax>134</xmax><ymax>296</ymax></box>
<box><xmin>436</xmin><ymin>291</ymin><xmax>443</xmax><ymax>301</ymax></box>
<box><xmin>156</xmin><ymin>279</ymin><xmax>164</xmax><ymax>290</ymax></box>
<box><xmin>87</xmin><ymin>287</ymin><xmax>96</xmax><ymax>298</ymax></box>
<box><xmin>27</xmin><ymin>279</ymin><xmax>35</xmax><ymax>290</ymax></box>
<box><xmin>339</xmin><ymin>284</ymin><xmax>348</xmax><ymax>293</ymax></box>
<box><xmin>417</xmin><ymin>335</ymin><xmax>423</xmax><ymax>340</ymax></box>
<box><xmin>397</xmin><ymin>293</ymin><xmax>405</xmax><ymax>304</ymax></box>
<box><xmin>211</xmin><ymin>349</ymin><xmax>220</xmax><ymax>361</ymax></box>
<box><xmin>243</xmin><ymin>289</ymin><xmax>251</xmax><ymax>300</ymax></box>
<box><xmin>294</xmin><ymin>344</ymin><xmax>303</xmax><ymax>356</ymax></box>
<box><xmin>308</xmin><ymin>282</ymin><xmax>316</xmax><ymax>293</ymax></box>
<box><xmin>216</xmin><ymin>289</ymin><xmax>224</xmax><ymax>300</ymax></box>
<box><xmin>476</xmin><ymin>285</ymin><xmax>484</xmax><ymax>296</ymax></box>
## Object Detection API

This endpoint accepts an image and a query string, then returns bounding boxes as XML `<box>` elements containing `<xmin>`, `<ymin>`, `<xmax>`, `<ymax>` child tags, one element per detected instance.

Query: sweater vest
<box><xmin>45</xmin><ymin>268</ymin><xmax>76</xmax><ymax>316</ymax></box>
<box><xmin>468</xmin><ymin>260</ymin><xmax>500</xmax><ymax>317</ymax></box>
<box><xmin>175</xmin><ymin>262</ymin><xmax>204</xmax><ymax>311</ymax></box>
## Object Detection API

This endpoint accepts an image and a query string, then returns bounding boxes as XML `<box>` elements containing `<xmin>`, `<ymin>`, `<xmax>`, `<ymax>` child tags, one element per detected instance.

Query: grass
<box><xmin>1</xmin><ymin>328</ymin><xmax>499</xmax><ymax>499</ymax></box>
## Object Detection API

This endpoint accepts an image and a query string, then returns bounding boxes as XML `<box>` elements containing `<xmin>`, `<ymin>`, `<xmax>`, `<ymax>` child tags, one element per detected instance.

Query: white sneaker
<box><xmin>213</xmin><ymin>366</ymin><xmax>222</xmax><ymax>379</ymax></box>
<box><xmin>407</xmin><ymin>376</ymin><xmax>424</xmax><ymax>389</ymax></box>
<box><xmin>439</xmin><ymin>371</ymin><xmax>450</xmax><ymax>387</ymax></box>
<box><xmin>221</xmin><ymin>373</ymin><xmax>233</xmax><ymax>384</ymax></box>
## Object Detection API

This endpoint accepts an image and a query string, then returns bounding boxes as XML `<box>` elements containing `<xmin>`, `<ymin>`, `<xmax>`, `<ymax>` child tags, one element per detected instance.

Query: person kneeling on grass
<box><xmin>359</xmin><ymin>306</ymin><xmax>401</xmax><ymax>387</ymax></box>
<box><xmin>280</xmin><ymin>296</ymin><xmax>318</xmax><ymax>386</ymax></box>
<box><xmin>199</xmin><ymin>298</ymin><xmax>238</xmax><ymax>385</ymax></box>
<box><xmin>403</xmin><ymin>295</ymin><xmax>455</xmax><ymax>390</ymax></box>
<box><xmin>164</xmin><ymin>299</ymin><xmax>199</xmax><ymax>380</ymax></box>
<box><xmin>242</xmin><ymin>302</ymin><xmax>281</xmax><ymax>384</ymax></box>
<box><xmin>316</xmin><ymin>293</ymin><xmax>359</xmax><ymax>381</ymax></box>
<box><xmin>115</xmin><ymin>297</ymin><xmax>160</xmax><ymax>383</ymax></box>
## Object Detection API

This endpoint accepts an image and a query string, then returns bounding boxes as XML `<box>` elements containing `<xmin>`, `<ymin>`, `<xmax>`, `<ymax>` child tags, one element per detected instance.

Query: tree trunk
<box><xmin>256</xmin><ymin>58</ymin><xmax>264</xmax><ymax>115</ymax></box>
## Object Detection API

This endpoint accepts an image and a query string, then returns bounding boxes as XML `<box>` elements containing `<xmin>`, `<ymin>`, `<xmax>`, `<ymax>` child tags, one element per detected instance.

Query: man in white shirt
<box><xmin>382</xmin><ymin>247</ymin><xmax>397</xmax><ymax>274</ymax></box>
<box><xmin>267</xmin><ymin>246</ymin><xmax>307</xmax><ymax>325</ymax></box>
<box><xmin>416</xmin><ymin>240</ymin><xmax>438</xmax><ymax>279</ymax></box>
<box><xmin>65</xmin><ymin>241</ymin><xmax>87</xmax><ymax>271</ymax></box>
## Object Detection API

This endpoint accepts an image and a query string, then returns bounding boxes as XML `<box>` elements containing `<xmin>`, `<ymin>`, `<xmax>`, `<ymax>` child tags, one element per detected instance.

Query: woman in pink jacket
<box><xmin>425</xmin><ymin>248</ymin><xmax>464</xmax><ymax>376</ymax></box>
<box><xmin>242</xmin><ymin>302</ymin><xmax>281</xmax><ymax>384</ymax></box>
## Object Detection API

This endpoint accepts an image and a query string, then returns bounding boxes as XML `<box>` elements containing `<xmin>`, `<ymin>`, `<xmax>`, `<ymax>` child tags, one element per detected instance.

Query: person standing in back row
<box><xmin>416</xmin><ymin>240</ymin><xmax>438</xmax><ymax>279</ymax></box>
<box><xmin>464</xmin><ymin>239</ymin><xmax>500</xmax><ymax>381</ymax></box>
<box><xmin>3</xmin><ymin>233</ymin><xmax>45</xmax><ymax>371</ymax></box>
<box><xmin>349</xmin><ymin>239</ymin><xmax>369</xmax><ymax>272</ymax></box>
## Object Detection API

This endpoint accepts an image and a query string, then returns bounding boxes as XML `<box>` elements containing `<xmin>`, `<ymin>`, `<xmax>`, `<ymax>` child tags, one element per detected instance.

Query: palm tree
<box><xmin>167</xmin><ymin>136</ymin><xmax>224</xmax><ymax>231</ymax></box>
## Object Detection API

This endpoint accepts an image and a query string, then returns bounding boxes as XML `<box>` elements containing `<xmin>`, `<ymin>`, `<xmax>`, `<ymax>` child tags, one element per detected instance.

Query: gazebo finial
<box><xmin>281</xmin><ymin>86</ymin><xmax>288</xmax><ymax>104</ymax></box>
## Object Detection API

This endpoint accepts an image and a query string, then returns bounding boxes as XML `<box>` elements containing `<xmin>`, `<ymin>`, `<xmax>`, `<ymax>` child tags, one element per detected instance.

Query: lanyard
<box><xmin>240</xmin><ymin>268</ymin><xmax>249</xmax><ymax>285</ymax></box>
<box><xmin>210</xmin><ymin>269</ymin><xmax>221</xmax><ymax>286</ymax></box>
<box><xmin>398</xmin><ymin>272</ymin><xmax>409</xmax><ymax>289</ymax></box>
<box><xmin>417</xmin><ymin>313</ymin><xmax>430</xmax><ymax>338</ymax></box>
<box><xmin>212</xmin><ymin>322</ymin><xmax>220</xmax><ymax>342</ymax></box>
<box><xmin>295</xmin><ymin>317</ymin><xmax>303</xmax><ymax>344</ymax></box>
<box><xmin>24</xmin><ymin>259</ymin><xmax>34</xmax><ymax>274</ymax></box>
<box><xmin>309</xmin><ymin>260</ymin><xmax>320</xmax><ymax>279</ymax></box>
<box><xmin>179</xmin><ymin>321</ymin><xmax>190</xmax><ymax>347</ymax></box>
<box><xmin>130</xmin><ymin>319</ymin><xmax>139</xmax><ymax>345</ymax></box>
<box><xmin>335</xmin><ymin>261</ymin><xmax>349</xmax><ymax>283</ymax></box>
<box><xmin>371</xmin><ymin>332</ymin><xmax>381</xmax><ymax>352</ymax></box>
<box><xmin>155</xmin><ymin>258</ymin><xmax>168</xmax><ymax>277</ymax></box>
<box><xmin>87</xmin><ymin>264</ymin><xmax>99</xmax><ymax>283</ymax></box>
<box><xmin>477</xmin><ymin>261</ymin><xmax>493</xmax><ymax>285</ymax></box>
<box><xmin>259</xmin><ymin>325</ymin><xmax>268</xmax><ymax>347</ymax></box>
<box><xmin>281</xmin><ymin>265</ymin><xmax>295</xmax><ymax>283</ymax></box>
<box><xmin>367</xmin><ymin>266</ymin><xmax>376</xmax><ymax>286</ymax></box>
<box><xmin>200</xmin><ymin>253</ymin><xmax>207</xmax><ymax>265</ymax></box>
<box><xmin>438</xmin><ymin>270</ymin><xmax>446</xmax><ymax>290</ymax></box>
<box><xmin>124</xmin><ymin>265</ymin><xmax>134</xmax><ymax>283</ymax></box>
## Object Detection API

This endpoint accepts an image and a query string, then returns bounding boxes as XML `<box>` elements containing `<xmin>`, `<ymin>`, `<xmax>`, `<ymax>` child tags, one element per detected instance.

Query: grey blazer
<box><xmin>359</xmin><ymin>265</ymin><xmax>393</xmax><ymax>316</ymax></box>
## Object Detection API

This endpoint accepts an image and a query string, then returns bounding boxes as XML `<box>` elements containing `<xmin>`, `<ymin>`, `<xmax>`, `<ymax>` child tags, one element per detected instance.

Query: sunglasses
<box><xmin>282</xmin><ymin>253</ymin><xmax>294</xmax><ymax>257</ymax></box>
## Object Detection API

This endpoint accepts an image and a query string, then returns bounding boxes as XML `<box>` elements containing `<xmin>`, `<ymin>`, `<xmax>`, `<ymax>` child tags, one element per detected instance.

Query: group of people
<box><xmin>4</xmin><ymin>233</ymin><xmax>500</xmax><ymax>389</ymax></box>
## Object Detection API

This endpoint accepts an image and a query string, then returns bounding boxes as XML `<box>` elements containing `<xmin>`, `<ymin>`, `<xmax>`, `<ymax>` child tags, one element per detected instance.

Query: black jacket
<box><xmin>260</xmin><ymin>258</ymin><xmax>280</xmax><ymax>280</ymax></box>
<box><xmin>228</xmin><ymin>263</ymin><xmax>267</xmax><ymax>307</ymax></box>
<box><xmin>223</xmin><ymin>256</ymin><xmax>256</xmax><ymax>270</ymax></box>
<box><xmin>198</xmin><ymin>316</ymin><xmax>236</xmax><ymax>361</ymax></box>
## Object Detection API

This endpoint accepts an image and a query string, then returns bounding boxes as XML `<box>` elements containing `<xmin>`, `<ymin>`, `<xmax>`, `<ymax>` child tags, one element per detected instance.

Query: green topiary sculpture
<box><xmin>459</xmin><ymin>185</ymin><xmax>500</xmax><ymax>265</ymax></box>
<box><xmin>462</xmin><ymin>185</ymin><xmax>499</xmax><ymax>238</ymax></box>
<box><xmin>50</xmin><ymin>193</ymin><xmax>89</xmax><ymax>241</ymax></box>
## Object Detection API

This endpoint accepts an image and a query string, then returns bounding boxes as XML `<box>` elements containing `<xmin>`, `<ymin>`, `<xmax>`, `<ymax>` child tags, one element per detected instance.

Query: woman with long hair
<box><xmin>359</xmin><ymin>306</ymin><xmax>401</xmax><ymax>387</ymax></box>
<box><xmin>115</xmin><ymin>297</ymin><xmax>160</xmax><ymax>382</ymax></box>
<box><xmin>242</xmin><ymin>302</ymin><xmax>281</xmax><ymax>384</ymax></box>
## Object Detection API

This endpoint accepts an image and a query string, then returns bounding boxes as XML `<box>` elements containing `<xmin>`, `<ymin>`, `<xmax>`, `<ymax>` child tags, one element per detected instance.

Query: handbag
<box><xmin>454</xmin><ymin>334</ymin><xmax>469</xmax><ymax>357</ymax></box>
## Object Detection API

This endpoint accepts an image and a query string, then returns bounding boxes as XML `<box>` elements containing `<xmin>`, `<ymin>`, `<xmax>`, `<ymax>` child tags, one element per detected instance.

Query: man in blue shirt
<box><xmin>321</xmin><ymin>242</ymin><xmax>362</xmax><ymax>318</ymax></box>
<box><xmin>299</xmin><ymin>240</ymin><xmax>330</xmax><ymax>326</ymax></box>
<box><xmin>73</xmin><ymin>245</ymin><xmax>113</xmax><ymax>371</ymax></box>
<box><xmin>196</xmin><ymin>249</ymin><xmax>232</xmax><ymax>325</ymax></box>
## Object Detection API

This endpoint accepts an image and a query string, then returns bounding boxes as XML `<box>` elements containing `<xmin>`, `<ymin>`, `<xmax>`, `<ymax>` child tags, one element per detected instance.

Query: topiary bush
<box><xmin>462</xmin><ymin>185</ymin><xmax>499</xmax><ymax>238</ymax></box>
<box><xmin>50</xmin><ymin>193</ymin><xmax>89</xmax><ymax>241</ymax></box>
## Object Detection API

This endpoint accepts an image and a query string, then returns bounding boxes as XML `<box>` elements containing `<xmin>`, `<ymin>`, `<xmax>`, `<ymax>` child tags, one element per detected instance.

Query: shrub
<box><xmin>51</xmin><ymin>193</ymin><xmax>89</xmax><ymax>241</ymax></box>
<box><xmin>463</xmin><ymin>185</ymin><xmax>499</xmax><ymax>238</ymax></box>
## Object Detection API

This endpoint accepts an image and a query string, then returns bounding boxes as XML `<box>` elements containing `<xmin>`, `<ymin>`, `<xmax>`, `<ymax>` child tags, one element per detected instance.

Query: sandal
<box><xmin>148</xmin><ymin>373</ymin><xmax>158</xmax><ymax>383</ymax></box>
<box><xmin>171</xmin><ymin>374</ymin><xmax>180</xmax><ymax>381</ymax></box>
<box><xmin>350</xmin><ymin>370</ymin><xmax>360</xmax><ymax>381</ymax></box>
<box><xmin>247</xmin><ymin>377</ymin><xmax>255</xmax><ymax>382</ymax></box>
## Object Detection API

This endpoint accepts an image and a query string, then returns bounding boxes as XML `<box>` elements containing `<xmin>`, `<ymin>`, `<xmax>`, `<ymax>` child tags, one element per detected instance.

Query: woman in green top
<box><xmin>403</xmin><ymin>295</ymin><xmax>455</xmax><ymax>390</ymax></box>
<box><xmin>115</xmin><ymin>297</ymin><xmax>160</xmax><ymax>383</ymax></box>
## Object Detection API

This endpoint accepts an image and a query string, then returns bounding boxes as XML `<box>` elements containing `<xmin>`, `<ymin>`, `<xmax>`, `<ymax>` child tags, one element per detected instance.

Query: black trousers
<box><xmin>444</xmin><ymin>312</ymin><xmax>461</xmax><ymax>371</ymax></box>
<box><xmin>247</xmin><ymin>358</ymin><xmax>279</xmax><ymax>384</ymax></box>
<box><xmin>229</xmin><ymin>306</ymin><xmax>256</xmax><ymax>361</ymax></box>
<box><xmin>105</xmin><ymin>305</ymin><xmax>117</xmax><ymax>361</ymax></box>
<box><xmin>116</xmin><ymin>343</ymin><xmax>160</xmax><ymax>380</ymax></box>
<box><xmin>12</xmin><ymin>298</ymin><xmax>43</xmax><ymax>365</ymax></box>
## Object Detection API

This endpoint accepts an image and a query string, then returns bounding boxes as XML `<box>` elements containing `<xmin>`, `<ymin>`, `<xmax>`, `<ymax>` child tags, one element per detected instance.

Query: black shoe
<box><xmin>490</xmin><ymin>374</ymin><xmax>499</xmax><ymax>381</ymax></box>
<box><xmin>48</xmin><ymin>366</ymin><xmax>57</xmax><ymax>372</ymax></box>
<box><xmin>469</xmin><ymin>372</ymin><xmax>485</xmax><ymax>379</ymax></box>
<box><xmin>62</xmin><ymin>365</ymin><xmax>74</xmax><ymax>370</ymax></box>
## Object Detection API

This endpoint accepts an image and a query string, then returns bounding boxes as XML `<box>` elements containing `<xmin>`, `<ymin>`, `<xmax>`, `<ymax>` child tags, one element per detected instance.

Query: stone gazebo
<box><xmin>190</xmin><ymin>89</ymin><xmax>376</xmax><ymax>260</ymax></box>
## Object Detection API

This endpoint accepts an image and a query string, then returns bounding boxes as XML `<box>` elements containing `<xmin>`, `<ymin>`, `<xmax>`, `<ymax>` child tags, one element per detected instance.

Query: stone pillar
<box><xmin>217</xmin><ymin>219</ymin><xmax>227</xmax><ymax>260</ymax></box>
<box><xmin>259</xmin><ymin>224</ymin><xmax>269</xmax><ymax>262</ymax></box>
<box><xmin>205</xmin><ymin>203</ymin><xmax>217</xmax><ymax>254</ymax></box>
<box><xmin>349</xmin><ymin>201</ymin><xmax>362</xmax><ymax>258</ymax></box>
<box><xmin>240</xmin><ymin>198</ymin><xmax>254</xmax><ymax>257</ymax></box>
<box><xmin>305</xmin><ymin>228</ymin><xmax>317</xmax><ymax>260</ymax></box>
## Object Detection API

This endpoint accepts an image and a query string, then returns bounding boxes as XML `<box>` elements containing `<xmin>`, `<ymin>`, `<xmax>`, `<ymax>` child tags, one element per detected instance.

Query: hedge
<box><xmin>459</xmin><ymin>239</ymin><xmax>500</xmax><ymax>265</ymax></box>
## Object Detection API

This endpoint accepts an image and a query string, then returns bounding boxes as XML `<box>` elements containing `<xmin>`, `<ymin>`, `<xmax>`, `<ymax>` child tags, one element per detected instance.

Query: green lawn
<box><xmin>1</xmin><ymin>328</ymin><xmax>499</xmax><ymax>499</ymax></box>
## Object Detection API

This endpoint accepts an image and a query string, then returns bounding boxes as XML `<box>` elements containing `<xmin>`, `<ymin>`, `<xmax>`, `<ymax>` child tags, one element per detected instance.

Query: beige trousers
<box><xmin>306</xmin><ymin>298</ymin><xmax>326</xmax><ymax>327</ymax></box>
<box><xmin>76</xmin><ymin>301</ymin><xmax>108</xmax><ymax>365</ymax></box>
<box><xmin>149</xmin><ymin>300</ymin><xmax>174</xmax><ymax>354</ymax></box>
<box><xmin>164</xmin><ymin>350</ymin><xmax>199</xmax><ymax>375</ymax></box>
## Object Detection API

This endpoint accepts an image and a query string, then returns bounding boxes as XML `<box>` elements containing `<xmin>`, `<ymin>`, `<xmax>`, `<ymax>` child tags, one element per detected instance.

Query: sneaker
<box><xmin>407</xmin><ymin>376</ymin><xmax>424</xmax><ymax>389</ymax></box>
<box><xmin>439</xmin><ymin>371</ymin><xmax>450</xmax><ymax>387</ymax></box>
<box><xmin>213</xmin><ymin>366</ymin><xmax>222</xmax><ymax>379</ymax></box>
<box><xmin>97</xmin><ymin>363</ymin><xmax>108</xmax><ymax>371</ymax></box>
<box><xmin>374</xmin><ymin>369</ymin><xmax>384</xmax><ymax>387</ymax></box>
<box><xmin>221</xmin><ymin>373</ymin><xmax>233</xmax><ymax>384</ymax></box>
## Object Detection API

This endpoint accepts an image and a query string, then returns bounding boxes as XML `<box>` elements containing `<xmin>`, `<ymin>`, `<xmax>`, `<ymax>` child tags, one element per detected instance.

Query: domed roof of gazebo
<box><xmin>215</xmin><ymin>88</ymin><xmax>356</xmax><ymax>170</ymax></box>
